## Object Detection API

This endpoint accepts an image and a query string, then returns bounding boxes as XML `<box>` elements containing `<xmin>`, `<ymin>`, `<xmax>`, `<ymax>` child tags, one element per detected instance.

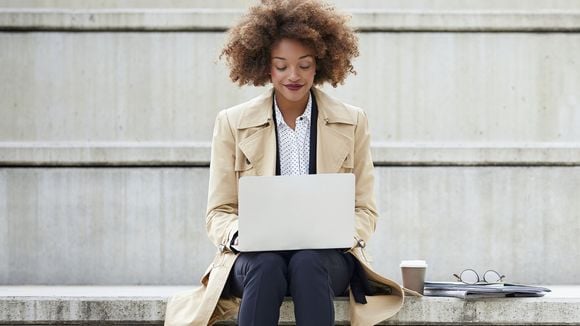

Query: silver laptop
<box><xmin>237</xmin><ymin>173</ymin><xmax>355</xmax><ymax>252</ymax></box>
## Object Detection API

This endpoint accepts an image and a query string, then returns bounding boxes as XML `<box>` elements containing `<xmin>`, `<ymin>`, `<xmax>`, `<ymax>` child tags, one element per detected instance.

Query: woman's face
<box><xmin>270</xmin><ymin>38</ymin><xmax>316</xmax><ymax>108</ymax></box>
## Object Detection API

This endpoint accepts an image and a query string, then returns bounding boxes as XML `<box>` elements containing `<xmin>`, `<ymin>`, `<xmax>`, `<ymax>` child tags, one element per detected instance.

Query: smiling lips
<box><xmin>285</xmin><ymin>83</ymin><xmax>303</xmax><ymax>91</ymax></box>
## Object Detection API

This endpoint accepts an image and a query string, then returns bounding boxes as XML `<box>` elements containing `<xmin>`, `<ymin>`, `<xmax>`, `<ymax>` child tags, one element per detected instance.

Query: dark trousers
<box><xmin>224</xmin><ymin>249</ymin><xmax>355</xmax><ymax>326</ymax></box>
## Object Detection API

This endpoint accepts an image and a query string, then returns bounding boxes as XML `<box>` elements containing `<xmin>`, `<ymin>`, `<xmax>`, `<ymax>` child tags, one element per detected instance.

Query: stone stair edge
<box><xmin>1</xmin><ymin>285</ymin><xmax>580</xmax><ymax>325</ymax></box>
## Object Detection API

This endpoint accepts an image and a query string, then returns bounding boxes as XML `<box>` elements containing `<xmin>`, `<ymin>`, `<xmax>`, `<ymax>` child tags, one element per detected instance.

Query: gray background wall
<box><xmin>1</xmin><ymin>1</ymin><xmax>579</xmax><ymax>285</ymax></box>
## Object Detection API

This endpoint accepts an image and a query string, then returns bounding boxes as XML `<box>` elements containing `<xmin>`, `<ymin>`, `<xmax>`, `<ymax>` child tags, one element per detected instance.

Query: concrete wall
<box><xmin>1</xmin><ymin>2</ymin><xmax>579</xmax><ymax>285</ymax></box>
<box><xmin>2</xmin><ymin>32</ymin><xmax>580</xmax><ymax>145</ymax></box>
<box><xmin>1</xmin><ymin>167</ymin><xmax>579</xmax><ymax>285</ymax></box>
<box><xmin>2</xmin><ymin>0</ymin><xmax>580</xmax><ymax>10</ymax></box>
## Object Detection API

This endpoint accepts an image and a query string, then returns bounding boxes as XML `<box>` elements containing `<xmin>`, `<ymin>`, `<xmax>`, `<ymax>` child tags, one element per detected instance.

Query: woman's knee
<box><xmin>288</xmin><ymin>250</ymin><xmax>324</xmax><ymax>275</ymax></box>
<box><xmin>238</xmin><ymin>252</ymin><xmax>288</xmax><ymax>277</ymax></box>
<box><xmin>227</xmin><ymin>252</ymin><xmax>288</xmax><ymax>299</ymax></box>
<box><xmin>287</xmin><ymin>250</ymin><xmax>352</xmax><ymax>296</ymax></box>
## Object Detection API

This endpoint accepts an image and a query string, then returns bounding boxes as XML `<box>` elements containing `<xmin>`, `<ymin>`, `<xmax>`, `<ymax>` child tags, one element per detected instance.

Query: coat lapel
<box><xmin>313</xmin><ymin>88</ymin><xmax>356</xmax><ymax>173</ymax></box>
<box><xmin>237</xmin><ymin>89</ymin><xmax>277</xmax><ymax>176</ymax></box>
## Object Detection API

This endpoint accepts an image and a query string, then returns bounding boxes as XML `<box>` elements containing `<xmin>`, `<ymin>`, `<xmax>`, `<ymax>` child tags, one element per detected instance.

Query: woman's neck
<box><xmin>275</xmin><ymin>92</ymin><xmax>309</xmax><ymax>120</ymax></box>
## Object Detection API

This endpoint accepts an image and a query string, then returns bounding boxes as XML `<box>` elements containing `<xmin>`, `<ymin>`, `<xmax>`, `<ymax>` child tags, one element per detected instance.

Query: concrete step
<box><xmin>1</xmin><ymin>286</ymin><xmax>579</xmax><ymax>325</ymax></box>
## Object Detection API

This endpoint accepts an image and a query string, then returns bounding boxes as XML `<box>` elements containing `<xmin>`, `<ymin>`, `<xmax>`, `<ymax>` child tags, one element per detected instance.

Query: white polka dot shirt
<box><xmin>274</xmin><ymin>94</ymin><xmax>312</xmax><ymax>176</ymax></box>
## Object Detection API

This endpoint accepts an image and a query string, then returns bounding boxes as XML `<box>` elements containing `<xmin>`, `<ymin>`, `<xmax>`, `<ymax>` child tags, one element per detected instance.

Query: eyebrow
<box><xmin>272</xmin><ymin>55</ymin><xmax>314</xmax><ymax>60</ymax></box>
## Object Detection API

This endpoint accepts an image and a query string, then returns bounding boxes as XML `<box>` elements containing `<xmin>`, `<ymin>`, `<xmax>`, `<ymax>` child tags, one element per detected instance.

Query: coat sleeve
<box><xmin>206</xmin><ymin>109</ymin><xmax>239</xmax><ymax>250</ymax></box>
<box><xmin>353</xmin><ymin>109</ymin><xmax>379</xmax><ymax>244</ymax></box>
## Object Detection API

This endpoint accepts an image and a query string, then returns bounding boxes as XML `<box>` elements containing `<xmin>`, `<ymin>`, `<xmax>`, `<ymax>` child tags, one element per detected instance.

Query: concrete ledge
<box><xmin>0</xmin><ymin>286</ymin><xmax>579</xmax><ymax>325</ymax></box>
<box><xmin>0</xmin><ymin>142</ymin><xmax>212</xmax><ymax>166</ymax></box>
<box><xmin>350</xmin><ymin>10</ymin><xmax>580</xmax><ymax>32</ymax></box>
<box><xmin>1</xmin><ymin>9</ymin><xmax>580</xmax><ymax>32</ymax></box>
<box><xmin>1</xmin><ymin>142</ymin><xmax>580</xmax><ymax>166</ymax></box>
<box><xmin>371</xmin><ymin>142</ymin><xmax>580</xmax><ymax>166</ymax></box>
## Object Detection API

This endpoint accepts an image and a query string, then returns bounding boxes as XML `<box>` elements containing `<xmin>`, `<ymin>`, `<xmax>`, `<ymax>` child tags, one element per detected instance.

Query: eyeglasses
<box><xmin>453</xmin><ymin>269</ymin><xmax>505</xmax><ymax>284</ymax></box>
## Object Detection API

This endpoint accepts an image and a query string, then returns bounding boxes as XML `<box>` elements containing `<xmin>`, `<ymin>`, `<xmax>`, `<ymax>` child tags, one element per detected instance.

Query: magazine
<box><xmin>423</xmin><ymin>281</ymin><xmax>551</xmax><ymax>299</ymax></box>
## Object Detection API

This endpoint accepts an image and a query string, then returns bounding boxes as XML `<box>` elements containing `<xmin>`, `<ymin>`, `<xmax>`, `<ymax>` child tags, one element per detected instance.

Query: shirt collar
<box><xmin>274</xmin><ymin>92</ymin><xmax>312</xmax><ymax>127</ymax></box>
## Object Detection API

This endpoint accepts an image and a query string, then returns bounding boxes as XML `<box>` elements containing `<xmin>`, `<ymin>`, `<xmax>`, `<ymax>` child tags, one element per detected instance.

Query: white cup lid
<box><xmin>400</xmin><ymin>260</ymin><xmax>427</xmax><ymax>268</ymax></box>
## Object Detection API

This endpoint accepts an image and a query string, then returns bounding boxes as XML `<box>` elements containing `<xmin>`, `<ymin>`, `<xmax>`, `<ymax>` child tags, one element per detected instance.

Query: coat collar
<box><xmin>312</xmin><ymin>87</ymin><xmax>356</xmax><ymax>125</ymax></box>
<box><xmin>237</xmin><ymin>87</ymin><xmax>355</xmax><ymax>130</ymax></box>
<box><xmin>236</xmin><ymin>87</ymin><xmax>356</xmax><ymax>174</ymax></box>
<box><xmin>237</xmin><ymin>89</ymin><xmax>273</xmax><ymax>130</ymax></box>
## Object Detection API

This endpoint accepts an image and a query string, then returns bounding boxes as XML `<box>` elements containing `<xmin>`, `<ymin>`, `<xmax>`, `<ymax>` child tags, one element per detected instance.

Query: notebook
<box><xmin>237</xmin><ymin>173</ymin><xmax>355</xmax><ymax>252</ymax></box>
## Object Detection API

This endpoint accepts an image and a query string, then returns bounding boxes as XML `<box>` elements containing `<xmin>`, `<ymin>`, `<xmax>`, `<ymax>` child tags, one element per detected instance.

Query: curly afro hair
<box><xmin>220</xmin><ymin>0</ymin><xmax>359</xmax><ymax>87</ymax></box>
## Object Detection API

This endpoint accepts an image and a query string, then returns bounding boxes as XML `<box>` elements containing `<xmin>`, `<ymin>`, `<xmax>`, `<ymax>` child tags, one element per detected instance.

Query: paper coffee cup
<box><xmin>400</xmin><ymin>260</ymin><xmax>427</xmax><ymax>294</ymax></box>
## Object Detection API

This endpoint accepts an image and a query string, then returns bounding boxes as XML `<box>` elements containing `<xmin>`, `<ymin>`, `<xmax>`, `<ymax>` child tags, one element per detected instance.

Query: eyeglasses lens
<box><xmin>483</xmin><ymin>270</ymin><xmax>502</xmax><ymax>283</ymax></box>
<box><xmin>460</xmin><ymin>269</ymin><xmax>479</xmax><ymax>284</ymax></box>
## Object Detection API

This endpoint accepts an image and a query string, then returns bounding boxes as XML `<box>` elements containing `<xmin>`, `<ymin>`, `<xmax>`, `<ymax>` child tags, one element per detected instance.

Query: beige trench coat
<box><xmin>165</xmin><ymin>88</ymin><xmax>406</xmax><ymax>326</ymax></box>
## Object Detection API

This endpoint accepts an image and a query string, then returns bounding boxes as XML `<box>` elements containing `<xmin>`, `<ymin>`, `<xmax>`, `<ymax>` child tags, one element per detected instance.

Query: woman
<box><xmin>165</xmin><ymin>1</ymin><xmax>405</xmax><ymax>325</ymax></box>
